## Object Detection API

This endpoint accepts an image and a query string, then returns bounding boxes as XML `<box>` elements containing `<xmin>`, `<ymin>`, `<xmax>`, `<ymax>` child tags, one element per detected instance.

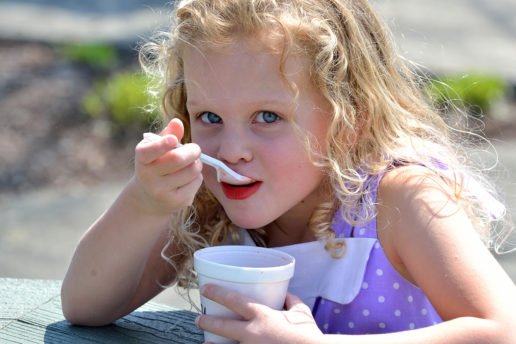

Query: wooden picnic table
<box><xmin>0</xmin><ymin>278</ymin><xmax>204</xmax><ymax>343</ymax></box>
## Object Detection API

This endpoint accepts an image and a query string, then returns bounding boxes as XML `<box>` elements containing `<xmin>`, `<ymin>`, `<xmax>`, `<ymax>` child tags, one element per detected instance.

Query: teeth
<box><xmin>229</xmin><ymin>181</ymin><xmax>257</xmax><ymax>187</ymax></box>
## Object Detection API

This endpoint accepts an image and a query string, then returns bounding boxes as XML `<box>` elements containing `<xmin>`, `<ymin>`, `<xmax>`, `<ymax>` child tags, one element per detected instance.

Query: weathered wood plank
<box><xmin>1</xmin><ymin>278</ymin><xmax>62</xmax><ymax>329</ymax></box>
<box><xmin>0</xmin><ymin>278</ymin><xmax>203</xmax><ymax>343</ymax></box>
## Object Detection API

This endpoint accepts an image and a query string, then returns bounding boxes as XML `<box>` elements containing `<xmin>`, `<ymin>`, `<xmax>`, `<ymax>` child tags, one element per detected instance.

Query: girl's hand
<box><xmin>196</xmin><ymin>284</ymin><xmax>324</xmax><ymax>344</ymax></box>
<box><xmin>132</xmin><ymin>118</ymin><xmax>203</xmax><ymax>217</ymax></box>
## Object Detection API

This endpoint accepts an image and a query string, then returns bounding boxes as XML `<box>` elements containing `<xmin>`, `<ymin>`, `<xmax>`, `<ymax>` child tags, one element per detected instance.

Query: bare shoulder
<box><xmin>376</xmin><ymin>164</ymin><xmax>462</xmax><ymax>242</ymax></box>
<box><xmin>378</xmin><ymin>164</ymin><xmax>457</xmax><ymax>205</ymax></box>
<box><xmin>376</xmin><ymin>164</ymin><xmax>465</xmax><ymax>241</ymax></box>
<box><xmin>375</xmin><ymin>164</ymin><xmax>458</xmax><ymax>285</ymax></box>
<box><xmin>377</xmin><ymin>165</ymin><xmax>516</xmax><ymax>321</ymax></box>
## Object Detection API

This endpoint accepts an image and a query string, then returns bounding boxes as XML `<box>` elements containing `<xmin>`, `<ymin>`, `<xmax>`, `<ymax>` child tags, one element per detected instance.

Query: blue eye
<box><xmin>255</xmin><ymin>111</ymin><xmax>280</xmax><ymax>124</ymax></box>
<box><xmin>200</xmin><ymin>112</ymin><xmax>222</xmax><ymax>124</ymax></box>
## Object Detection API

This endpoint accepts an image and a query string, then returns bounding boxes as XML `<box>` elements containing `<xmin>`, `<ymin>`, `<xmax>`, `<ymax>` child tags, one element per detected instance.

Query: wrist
<box><xmin>122</xmin><ymin>176</ymin><xmax>176</xmax><ymax>225</ymax></box>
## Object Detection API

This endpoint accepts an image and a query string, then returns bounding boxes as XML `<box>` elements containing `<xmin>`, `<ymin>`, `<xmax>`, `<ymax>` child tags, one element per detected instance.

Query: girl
<box><xmin>61</xmin><ymin>0</ymin><xmax>516</xmax><ymax>343</ymax></box>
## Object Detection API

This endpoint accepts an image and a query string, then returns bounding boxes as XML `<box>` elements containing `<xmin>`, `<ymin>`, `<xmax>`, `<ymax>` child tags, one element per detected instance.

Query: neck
<box><xmin>265</xmin><ymin>220</ymin><xmax>315</xmax><ymax>247</ymax></box>
<box><xmin>264</xmin><ymin>196</ymin><xmax>325</xmax><ymax>247</ymax></box>
<box><xmin>264</xmin><ymin>179</ymin><xmax>332</xmax><ymax>247</ymax></box>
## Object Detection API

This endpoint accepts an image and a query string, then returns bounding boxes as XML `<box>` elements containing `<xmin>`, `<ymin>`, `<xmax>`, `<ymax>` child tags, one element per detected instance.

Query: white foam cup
<box><xmin>194</xmin><ymin>245</ymin><xmax>295</xmax><ymax>344</ymax></box>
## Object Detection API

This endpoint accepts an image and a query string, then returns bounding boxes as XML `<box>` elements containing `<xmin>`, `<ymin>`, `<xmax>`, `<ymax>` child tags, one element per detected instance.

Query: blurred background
<box><xmin>1</xmin><ymin>0</ymin><xmax>515</xmax><ymax>308</ymax></box>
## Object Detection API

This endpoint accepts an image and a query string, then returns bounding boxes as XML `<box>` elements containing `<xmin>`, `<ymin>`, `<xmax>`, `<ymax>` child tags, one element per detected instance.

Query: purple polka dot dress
<box><xmin>239</xmin><ymin>174</ymin><xmax>442</xmax><ymax>335</ymax></box>
<box><xmin>311</xmin><ymin>207</ymin><xmax>442</xmax><ymax>334</ymax></box>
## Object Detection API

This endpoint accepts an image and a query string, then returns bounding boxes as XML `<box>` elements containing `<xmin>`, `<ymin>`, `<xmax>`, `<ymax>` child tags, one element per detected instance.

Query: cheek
<box><xmin>198</xmin><ymin>160</ymin><xmax>219</xmax><ymax>193</ymax></box>
<box><xmin>191</xmin><ymin>132</ymin><xmax>217</xmax><ymax>158</ymax></box>
<box><xmin>190</xmin><ymin>128</ymin><xmax>202</xmax><ymax>146</ymax></box>
<box><xmin>260</xmin><ymin>141</ymin><xmax>294</xmax><ymax>168</ymax></box>
<box><xmin>201</xmin><ymin>168</ymin><xmax>218</xmax><ymax>191</ymax></box>
<box><xmin>264</xmin><ymin>141</ymin><xmax>315</xmax><ymax>178</ymax></box>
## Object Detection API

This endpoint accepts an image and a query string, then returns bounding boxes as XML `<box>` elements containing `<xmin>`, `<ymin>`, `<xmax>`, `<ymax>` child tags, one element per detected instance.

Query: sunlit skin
<box><xmin>185</xmin><ymin>41</ymin><xmax>516</xmax><ymax>344</ymax></box>
<box><xmin>60</xmin><ymin>34</ymin><xmax>516</xmax><ymax>344</ymax></box>
<box><xmin>194</xmin><ymin>165</ymin><xmax>516</xmax><ymax>343</ymax></box>
<box><xmin>184</xmin><ymin>40</ymin><xmax>333</xmax><ymax>246</ymax></box>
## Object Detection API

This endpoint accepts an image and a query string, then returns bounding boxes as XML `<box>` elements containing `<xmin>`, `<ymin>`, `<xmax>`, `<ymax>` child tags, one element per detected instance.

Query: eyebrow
<box><xmin>186</xmin><ymin>99</ymin><xmax>290</xmax><ymax>109</ymax></box>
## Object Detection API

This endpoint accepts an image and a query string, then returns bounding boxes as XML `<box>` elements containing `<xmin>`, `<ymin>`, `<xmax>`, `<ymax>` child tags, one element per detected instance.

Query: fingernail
<box><xmin>165</xmin><ymin>136</ymin><xmax>176</xmax><ymax>146</ymax></box>
<box><xmin>195</xmin><ymin>315</ymin><xmax>200</xmax><ymax>327</ymax></box>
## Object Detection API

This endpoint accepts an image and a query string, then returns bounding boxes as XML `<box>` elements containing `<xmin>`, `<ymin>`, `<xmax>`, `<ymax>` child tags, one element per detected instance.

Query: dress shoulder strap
<box><xmin>331</xmin><ymin>173</ymin><xmax>384</xmax><ymax>240</ymax></box>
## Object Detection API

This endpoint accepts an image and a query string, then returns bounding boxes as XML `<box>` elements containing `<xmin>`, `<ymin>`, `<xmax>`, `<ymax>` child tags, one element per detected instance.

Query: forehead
<box><xmin>182</xmin><ymin>40</ymin><xmax>311</xmax><ymax>104</ymax></box>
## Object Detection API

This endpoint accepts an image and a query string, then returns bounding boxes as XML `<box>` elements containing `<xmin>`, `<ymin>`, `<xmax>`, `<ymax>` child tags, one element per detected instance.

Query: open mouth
<box><xmin>221</xmin><ymin>181</ymin><xmax>262</xmax><ymax>200</ymax></box>
<box><xmin>226</xmin><ymin>181</ymin><xmax>259</xmax><ymax>187</ymax></box>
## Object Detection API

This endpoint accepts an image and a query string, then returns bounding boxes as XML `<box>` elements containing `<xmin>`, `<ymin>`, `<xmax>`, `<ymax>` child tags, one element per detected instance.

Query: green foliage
<box><xmin>61</xmin><ymin>43</ymin><xmax>117</xmax><ymax>69</ymax></box>
<box><xmin>426</xmin><ymin>72</ymin><xmax>508</xmax><ymax>116</ymax></box>
<box><xmin>83</xmin><ymin>70</ymin><xmax>159</xmax><ymax>128</ymax></box>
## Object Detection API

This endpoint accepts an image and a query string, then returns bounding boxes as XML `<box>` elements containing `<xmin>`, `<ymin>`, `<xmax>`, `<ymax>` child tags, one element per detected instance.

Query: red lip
<box><xmin>221</xmin><ymin>181</ymin><xmax>262</xmax><ymax>200</ymax></box>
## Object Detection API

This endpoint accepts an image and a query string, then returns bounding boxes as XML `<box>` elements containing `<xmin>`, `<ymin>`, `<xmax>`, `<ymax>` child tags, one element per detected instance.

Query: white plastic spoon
<box><xmin>143</xmin><ymin>132</ymin><xmax>254</xmax><ymax>185</ymax></box>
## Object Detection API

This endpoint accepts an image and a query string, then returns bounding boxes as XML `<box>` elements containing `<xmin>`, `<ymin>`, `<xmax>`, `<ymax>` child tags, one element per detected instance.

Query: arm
<box><xmin>196</xmin><ymin>166</ymin><xmax>516</xmax><ymax>343</ymax></box>
<box><xmin>61</xmin><ymin>119</ymin><xmax>203</xmax><ymax>326</ymax></box>
<box><xmin>371</xmin><ymin>165</ymin><xmax>516</xmax><ymax>343</ymax></box>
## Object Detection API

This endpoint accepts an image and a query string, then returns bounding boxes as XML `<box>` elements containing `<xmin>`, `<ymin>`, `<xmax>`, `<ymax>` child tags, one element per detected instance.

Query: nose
<box><xmin>216</xmin><ymin>129</ymin><xmax>253</xmax><ymax>165</ymax></box>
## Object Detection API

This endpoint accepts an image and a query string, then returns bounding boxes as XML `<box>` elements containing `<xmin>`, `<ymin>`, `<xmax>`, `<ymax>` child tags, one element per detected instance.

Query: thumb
<box><xmin>161</xmin><ymin>118</ymin><xmax>184</xmax><ymax>142</ymax></box>
<box><xmin>284</xmin><ymin>293</ymin><xmax>311</xmax><ymax>313</ymax></box>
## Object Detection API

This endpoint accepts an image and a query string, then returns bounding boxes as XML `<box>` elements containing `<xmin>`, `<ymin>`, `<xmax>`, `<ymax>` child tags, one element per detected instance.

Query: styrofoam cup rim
<box><xmin>194</xmin><ymin>245</ymin><xmax>295</xmax><ymax>283</ymax></box>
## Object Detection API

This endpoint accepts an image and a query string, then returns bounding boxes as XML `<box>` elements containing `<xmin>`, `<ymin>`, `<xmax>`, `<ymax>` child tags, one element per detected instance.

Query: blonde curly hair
<box><xmin>139</xmin><ymin>0</ymin><xmax>510</xmax><ymax>289</ymax></box>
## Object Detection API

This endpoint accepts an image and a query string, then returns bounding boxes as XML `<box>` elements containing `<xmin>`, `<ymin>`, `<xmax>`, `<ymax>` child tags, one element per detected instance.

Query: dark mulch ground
<box><xmin>1</xmin><ymin>41</ymin><xmax>515</xmax><ymax>194</ymax></box>
<box><xmin>0</xmin><ymin>41</ymin><xmax>144</xmax><ymax>193</ymax></box>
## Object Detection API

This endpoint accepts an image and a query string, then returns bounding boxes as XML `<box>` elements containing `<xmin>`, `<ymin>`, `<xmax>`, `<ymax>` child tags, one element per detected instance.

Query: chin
<box><xmin>223</xmin><ymin>210</ymin><xmax>273</xmax><ymax>230</ymax></box>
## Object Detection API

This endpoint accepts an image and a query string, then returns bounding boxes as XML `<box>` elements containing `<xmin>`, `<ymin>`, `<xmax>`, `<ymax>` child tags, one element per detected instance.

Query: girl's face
<box><xmin>184</xmin><ymin>40</ymin><xmax>331</xmax><ymax>237</ymax></box>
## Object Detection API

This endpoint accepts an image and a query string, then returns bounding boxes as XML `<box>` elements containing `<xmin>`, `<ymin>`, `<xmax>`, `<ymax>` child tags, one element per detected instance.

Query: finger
<box><xmin>200</xmin><ymin>284</ymin><xmax>262</xmax><ymax>320</ymax></box>
<box><xmin>160</xmin><ymin>156</ymin><xmax>203</xmax><ymax>185</ymax></box>
<box><xmin>152</xmin><ymin>144</ymin><xmax>202</xmax><ymax>176</ymax></box>
<box><xmin>148</xmin><ymin>159</ymin><xmax>202</xmax><ymax>198</ymax></box>
<box><xmin>136</xmin><ymin>134</ymin><xmax>179</xmax><ymax>165</ymax></box>
<box><xmin>195</xmin><ymin>314</ymin><xmax>247</xmax><ymax>342</ymax></box>
<box><xmin>161</xmin><ymin>118</ymin><xmax>184</xmax><ymax>141</ymax></box>
<box><xmin>282</xmin><ymin>293</ymin><xmax>317</xmax><ymax>327</ymax></box>
<box><xmin>162</xmin><ymin>159</ymin><xmax>203</xmax><ymax>191</ymax></box>
<box><xmin>165</xmin><ymin>172</ymin><xmax>203</xmax><ymax>207</ymax></box>
<box><xmin>284</xmin><ymin>293</ymin><xmax>312</xmax><ymax>314</ymax></box>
